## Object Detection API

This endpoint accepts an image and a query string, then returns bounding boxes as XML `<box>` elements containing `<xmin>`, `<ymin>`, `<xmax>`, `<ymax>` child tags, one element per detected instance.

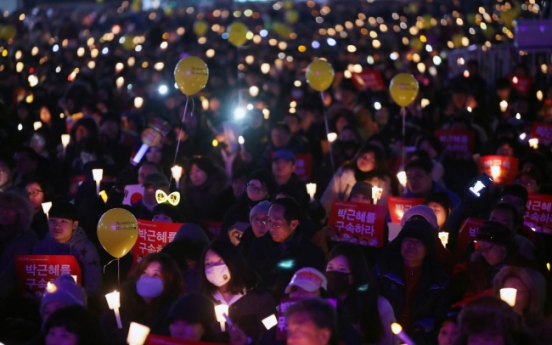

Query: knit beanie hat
<box><xmin>40</xmin><ymin>274</ymin><xmax>87</xmax><ymax>317</ymax></box>
<box><xmin>398</xmin><ymin>218</ymin><xmax>435</xmax><ymax>249</ymax></box>
<box><xmin>248</xmin><ymin>169</ymin><xmax>277</xmax><ymax>196</ymax></box>
<box><xmin>400</xmin><ymin>205</ymin><xmax>439</xmax><ymax>231</ymax></box>
<box><xmin>475</xmin><ymin>221</ymin><xmax>513</xmax><ymax>247</ymax></box>
<box><xmin>168</xmin><ymin>293</ymin><xmax>216</xmax><ymax>325</ymax></box>
<box><xmin>349</xmin><ymin>181</ymin><xmax>374</xmax><ymax>199</ymax></box>
<box><xmin>250</xmin><ymin>200</ymin><xmax>272</xmax><ymax>220</ymax></box>
<box><xmin>174</xmin><ymin>223</ymin><xmax>209</xmax><ymax>243</ymax></box>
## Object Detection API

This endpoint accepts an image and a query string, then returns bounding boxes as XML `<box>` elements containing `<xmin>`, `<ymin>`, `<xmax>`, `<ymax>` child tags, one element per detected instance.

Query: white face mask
<box><xmin>205</xmin><ymin>264</ymin><xmax>231</xmax><ymax>287</ymax></box>
<box><xmin>136</xmin><ymin>276</ymin><xmax>164</xmax><ymax>298</ymax></box>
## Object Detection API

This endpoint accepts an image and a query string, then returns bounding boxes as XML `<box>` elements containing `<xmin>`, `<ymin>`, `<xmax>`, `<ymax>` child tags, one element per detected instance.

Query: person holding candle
<box><xmin>40</xmin><ymin>274</ymin><xmax>88</xmax><ymax>326</ymax></box>
<box><xmin>373</xmin><ymin>218</ymin><xmax>450</xmax><ymax>345</ymax></box>
<box><xmin>43</xmin><ymin>306</ymin><xmax>105</xmax><ymax>345</ymax></box>
<box><xmin>321</xmin><ymin>143</ymin><xmax>396</xmax><ymax>213</ymax></box>
<box><xmin>271</xmin><ymin>149</ymin><xmax>309</xmax><ymax>207</ymax></box>
<box><xmin>200</xmin><ymin>240</ymin><xmax>276</xmax><ymax>343</ymax></box>
<box><xmin>25</xmin><ymin>178</ymin><xmax>54</xmax><ymax>239</ymax></box>
<box><xmin>100</xmin><ymin>253</ymin><xmax>184</xmax><ymax>345</ymax></box>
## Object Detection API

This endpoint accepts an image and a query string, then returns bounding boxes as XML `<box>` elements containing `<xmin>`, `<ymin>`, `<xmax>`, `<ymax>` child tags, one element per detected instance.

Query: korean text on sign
<box><xmin>133</xmin><ymin>219</ymin><xmax>184</xmax><ymax>264</ymax></box>
<box><xmin>435</xmin><ymin>129</ymin><xmax>475</xmax><ymax>159</ymax></box>
<box><xmin>328</xmin><ymin>201</ymin><xmax>386</xmax><ymax>248</ymax></box>
<box><xmin>15</xmin><ymin>255</ymin><xmax>82</xmax><ymax>298</ymax></box>
<box><xmin>387</xmin><ymin>196</ymin><xmax>425</xmax><ymax>224</ymax></box>
<box><xmin>479</xmin><ymin>155</ymin><xmax>519</xmax><ymax>185</ymax></box>
<box><xmin>530</xmin><ymin>122</ymin><xmax>552</xmax><ymax>146</ymax></box>
<box><xmin>524</xmin><ymin>193</ymin><xmax>552</xmax><ymax>234</ymax></box>
<box><xmin>456</xmin><ymin>218</ymin><xmax>486</xmax><ymax>260</ymax></box>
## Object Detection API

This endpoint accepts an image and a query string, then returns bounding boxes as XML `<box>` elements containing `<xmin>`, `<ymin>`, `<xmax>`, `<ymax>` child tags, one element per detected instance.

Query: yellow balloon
<box><xmin>122</xmin><ymin>34</ymin><xmax>134</xmax><ymax>51</ymax></box>
<box><xmin>273</xmin><ymin>22</ymin><xmax>293</xmax><ymax>39</ymax></box>
<box><xmin>194</xmin><ymin>20</ymin><xmax>208</xmax><ymax>36</ymax></box>
<box><xmin>228</xmin><ymin>21</ymin><xmax>247</xmax><ymax>47</ymax></box>
<box><xmin>410</xmin><ymin>37</ymin><xmax>423</xmax><ymax>52</ymax></box>
<box><xmin>174</xmin><ymin>56</ymin><xmax>209</xmax><ymax>96</ymax></box>
<box><xmin>390</xmin><ymin>73</ymin><xmax>419</xmax><ymax>107</ymax></box>
<box><xmin>306</xmin><ymin>60</ymin><xmax>334</xmax><ymax>92</ymax></box>
<box><xmin>286</xmin><ymin>10</ymin><xmax>299</xmax><ymax>24</ymax></box>
<box><xmin>97</xmin><ymin>208</ymin><xmax>138</xmax><ymax>259</ymax></box>
<box><xmin>422</xmin><ymin>15</ymin><xmax>432</xmax><ymax>29</ymax></box>
<box><xmin>452</xmin><ymin>34</ymin><xmax>464</xmax><ymax>48</ymax></box>
<box><xmin>2</xmin><ymin>25</ymin><xmax>16</xmax><ymax>40</ymax></box>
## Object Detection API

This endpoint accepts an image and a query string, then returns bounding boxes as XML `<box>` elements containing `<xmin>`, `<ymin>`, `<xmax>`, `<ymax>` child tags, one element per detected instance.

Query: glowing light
<box><xmin>158</xmin><ymin>84</ymin><xmax>168</xmax><ymax>95</ymax></box>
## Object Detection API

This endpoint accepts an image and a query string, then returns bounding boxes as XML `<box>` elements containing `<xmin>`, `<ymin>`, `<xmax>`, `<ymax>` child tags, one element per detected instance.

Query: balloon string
<box><xmin>320</xmin><ymin>92</ymin><xmax>335</xmax><ymax>173</ymax></box>
<box><xmin>103</xmin><ymin>258</ymin><xmax>120</xmax><ymax>287</ymax></box>
<box><xmin>170</xmin><ymin>96</ymin><xmax>190</xmax><ymax>188</ymax></box>
<box><xmin>401</xmin><ymin>107</ymin><xmax>406</xmax><ymax>168</ymax></box>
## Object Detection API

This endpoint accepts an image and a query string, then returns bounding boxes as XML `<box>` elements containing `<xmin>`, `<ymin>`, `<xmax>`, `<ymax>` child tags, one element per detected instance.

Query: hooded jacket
<box><xmin>0</xmin><ymin>229</ymin><xmax>38</xmax><ymax>299</ymax></box>
<box><xmin>32</xmin><ymin>227</ymin><xmax>101</xmax><ymax>296</ymax></box>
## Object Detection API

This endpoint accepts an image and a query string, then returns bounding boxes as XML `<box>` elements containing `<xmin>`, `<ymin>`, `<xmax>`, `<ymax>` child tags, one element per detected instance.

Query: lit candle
<box><xmin>529</xmin><ymin>138</ymin><xmax>539</xmax><ymax>149</ymax></box>
<box><xmin>500</xmin><ymin>100</ymin><xmax>508</xmax><ymax>113</ymax></box>
<box><xmin>372</xmin><ymin>186</ymin><xmax>383</xmax><ymax>205</ymax></box>
<box><xmin>467</xmin><ymin>106</ymin><xmax>472</xmax><ymax>113</ymax></box>
<box><xmin>306</xmin><ymin>183</ymin><xmax>317</xmax><ymax>201</ymax></box>
<box><xmin>438</xmin><ymin>232</ymin><xmax>449</xmax><ymax>247</ymax></box>
<box><xmin>71</xmin><ymin>275</ymin><xmax>77</xmax><ymax>283</ymax></box>
<box><xmin>500</xmin><ymin>288</ymin><xmax>517</xmax><ymax>307</ymax></box>
<box><xmin>171</xmin><ymin>165</ymin><xmax>183</xmax><ymax>189</ymax></box>
<box><xmin>134</xmin><ymin>97</ymin><xmax>144</xmax><ymax>109</ymax></box>
<box><xmin>391</xmin><ymin>323</ymin><xmax>415</xmax><ymax>345</ymax></box>
<box><xmin>127</xmin><ymin>322</ymin><xmax>150</xmax><ymax>345</ymax></box>
<box><xmin>214</xmin><ymin>304</ymin><xmax>229</xmax><ymax>332</ymax></box>
<box><xmin>41</xmin><ymin>202</ymin><xmax>52</xmax><ymax>216</ymax></box>
<box><xmin>33</xmin><ymin>121</ymin><xmax>42</xmax><ymax>130</ymax></box>
<box><xmin>490</xmin><ymin>165</ymin><xmax>501</xmax><ymax>181</ymax></box>
<box><xmin>105</xmin><ymin>291</ymin><xmax>123</xmax><ymax>329</ymax></box>
<box><xmin>61</xmin><ymin>134</ymin><xmax>70</xmax><ymax>153</ymax></box>
<box><xmin>46</xmin><ymin>282</ymin><xmax>57</xmax><ymax>293</ymax></box>
<box><xmin>92</xmin><ymin>169</ymin><xmax>103</xmax><ymax>195</ymax></box>
<box><xmin>327</xmin><ymin>132</ymin><xmax>337</xmax><ymax>143</ymax></box>
<box><xmin>238</xmin><ymin>136</ymin><xmax>246</xmax><ymax>152</ymax></box>
<box><xmin>397</xmin><ymin>171</ymin><xmax>407</xmax><ymax>187</ymax></box>
<box><xmin>262</xmin><ymin>314</ymin><xmax>278</xmax><ymax>330</ymax></box>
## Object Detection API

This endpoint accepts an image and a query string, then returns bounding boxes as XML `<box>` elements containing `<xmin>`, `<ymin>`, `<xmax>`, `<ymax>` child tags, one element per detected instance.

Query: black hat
<box><xmin>248</xmin><ymin>169</ymin><xmax>277</xmax><ymax>195</ymax></box>
<box><xmin>49</xmin><ymin>201</ymin><xmax>78</xmax><ymax>221</ymax></box>
<box><xmin>143</xmin><ymin>172</ymin><xmax>170</xmax><ymax>188</ymax></box>
<box><xmin>398</xmin><ymin>218</ymin><xmax>435</xmax><ymax>248</ymax></box>
<box><xmin>168</xmin><ymin>293</ymin><xmax>216</xmax><ymax>325</ymax></box>
<box><xmin>475</xmin><ymin>221</ymin><xmax>513</xmax><ymax>247</ymax></box>
<box><xmin>349</xmin><ymin>181</ymin><xmax>373</xmax><ymax>199</ymax></box>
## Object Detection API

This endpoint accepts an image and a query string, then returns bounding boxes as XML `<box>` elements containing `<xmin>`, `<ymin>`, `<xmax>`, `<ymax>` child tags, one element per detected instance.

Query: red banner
<box><xmin>387</xmin><ymin>196</ymin><xmax>425</xmax><ymax>224</ymax></box>
<box><xmin>524</xmin><ymin>193</ymin><xmax>552</xmax><ymax>234</ymax></box>
<box><xmin>530</xmin><ymin>122</ymin><xmax>552</xmax><ymax>146</ymax></box>
<box><xmin>15</xmin><ymin>255</ymin><xmax>82</xmax><ymax>298</ymax></box>
<box><xmin>507</xmin><ymin>74</ymin><xmax>532</xmax><ymax>97</ymax></box>
<box><xmin>351</xmin><ymin>70</ymin><xmax>386</xmax><ymax>91</ymax></box>
<box><xmin>133</xmin><ymin>220</ymin><xmax>183</xmax><ymax>264</ymax></box>
<box><xmin>435</xmin><ymin>129</ymin><xmax>475</xmax><ymax>159</ymax></box>
<box><xmin>456</xmin><ymin>218</ymin><xmax>486</xmax><ymax>259</ymax></box>
<box><xmin>328</xmin><ymin>201</ymin><xmax>386</xmax><ymax>248</ymax></box>
<box><xmin>199</xmin><ymin>220</ymin><xmax>223</xmax><ymax>240</ymax></box>
<box><xmin>146</xmin><ymin>334</ymin><xmax>224</xmax><ymax>345</ymax></box>
<box><xmin>479</xmin><ymin>155</ymin><xmax>518</xmax><ymax>185</ymax></box>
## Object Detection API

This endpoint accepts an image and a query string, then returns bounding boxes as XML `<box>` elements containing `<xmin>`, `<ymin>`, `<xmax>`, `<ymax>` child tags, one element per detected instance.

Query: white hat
<box><xmin>285</xmin><ymin>267</ymin><xmax>327</xmax><ymax>294</ymax></box>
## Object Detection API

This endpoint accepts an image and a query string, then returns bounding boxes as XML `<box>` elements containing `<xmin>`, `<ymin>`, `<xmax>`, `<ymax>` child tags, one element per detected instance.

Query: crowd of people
<box><xmin>1</xmin><ymin>0</ymin><xmax>552</xmax><ymax>344</ymax></box>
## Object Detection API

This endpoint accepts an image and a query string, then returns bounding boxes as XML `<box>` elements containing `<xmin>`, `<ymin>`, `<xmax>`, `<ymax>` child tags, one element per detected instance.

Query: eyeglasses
<box><xmin>28</xmin><ymin>190</ymin><xmax>43</xmax><ymax>197</ymax></box>
<box><xmin>247</xmin><ymin>183</ymin><xmax>267</xmax><ymax>194</ymax></box>
<box><xmin>267</xmin><ymin>220</ymin><xmax>287</xmax><ymax>228</ymax></box>
<box><xmin>477</xmin><ymin>244</ymin><xmax>495</xmax><ymax>253</ymax></box>
<box><xmin>252</xmin><ymin>218</ymin><xmax>269</xmax><ymax>226</ymax></box>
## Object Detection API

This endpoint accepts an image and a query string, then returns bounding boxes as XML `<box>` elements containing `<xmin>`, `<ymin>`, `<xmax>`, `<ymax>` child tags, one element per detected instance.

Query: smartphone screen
<box><xmin>469</xmin><ymin>173</ymin><xmax>493</xmax><ymax>197</ymax></box>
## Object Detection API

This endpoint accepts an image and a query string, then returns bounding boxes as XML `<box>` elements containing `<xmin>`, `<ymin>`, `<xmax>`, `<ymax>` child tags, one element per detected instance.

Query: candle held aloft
<box><xmin>500</xmin><ymin>100</ymin><xmax>508</xmax><ymax>113</ymax></box>
<box><xmin>528</xmin><ymin>138</ymin><xmax>539</xmax><ymax>149</ymax></box>
<box><xmin>306</xmin><ymin>183</ymin><xmax>317</xmax><ymax>201</ymax></box>
<box><xmin>41</xmin><ymin>202</ymin><xmax>52</xmax><ymax>216</ymax></box>
<box><xmin>214</xmin><ymin>304</ymin><xmax>229</xmax><ymax>332</ymax></box>
<box><xmin>397</xmin><ymin>171</ymin><xmax>407</xmax><ymax>187</ymax></box>
<box><xmin>106</xmin><ymin>291</ymin><xmax>123</xmax><ymax>329</ymax></box>
<box><xmin>92</xmin><ymin>169</ymin><xmax>103</xmax><ymax>195</ymax></box>
<box><xmin>171</xmin><ymin>165</ymin><xmax>183</xmax><ymax>189</ymax></box>
<box><xmin>490</xmin><ymin>165</ymin><xmax>501</xmax><ymax>181</ymax></box>
<box><xmin>327</xmin><ymin>132</ymin><xmax>337</xmax><ymax>143</ymax></box>
<box><xmin>391</xmin><ymin>323</ymin><xmax>415</xmax><ymax>345</ymax></box>
<box><xmin>238</xmin><ymin>135</ymin><xmax>246</xmax><ymax>152</ymax></box>
<box><xmin>500</xmin><ymin>288</ymin><xmax>517</xmax><ymax>307</ymax></box>
<box><xmin>61</xmin><ymin>134</ymin><xmax>70</xmax><ymax>152</ymax></box>
<box><xmin>372</xmin><ymin>186</ymin><xmax>383</xmax><ymax>205</ymax></box>
<box><xmin>127</xmin><ymin>322</ymin><xmax>150</xmax><ymax>345</ymax></box>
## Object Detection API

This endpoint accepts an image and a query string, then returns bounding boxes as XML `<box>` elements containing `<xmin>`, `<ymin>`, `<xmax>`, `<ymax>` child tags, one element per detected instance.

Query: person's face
<box><xmin>335</xmin><ymin>116</ymin><xmax>349</xmax><ymax>133</ymax></box>
<box><xmin>375</xmin><ymin>107</ymin><xmax>389</xmax><ymax>126</ymax></box>
<box><xmin>268</xmin><ymin>204</ymin><xmax>298</xmax><ymax>243</ymax></box>
<box><xmin>467</xmin><ymin>334</ymin><xmax>505</xmax><ymax>345</ymax></box>
<box><xmin>288</xmin><ymin>285</ymin><xmax>320</xmax><ymax>299</ymax></box>
<box><xmin>141</xmin><ymin>261</ymin><xmax>163</xmax><ymax>280</ymax></box>
<box><xmin>48</xmin><ymin>217</ymin><xmax>78</xmax><ymax>244</ymax></box>
<box><xmin>438</xmin><ymin>321</ymin><xmax>459</xmax><ymax>345</ymax></box>
<box><xmin>152</xmin><ymin>213</ymin><xmax>173</xmax><ymax>223</ymax></box>
<box><xmin>502</xmin><ymin>277</ymin><xmax>529</xmax><ymax>314</ymax></box>
<box><xmin>400</xmin><ymin>237</ymin><xmax>427</xmax><ymax>265</ymax></box>
<box><xmin>497</xmin><ymin>88</ymin><xmax>510</xmax><ymax>101</ymax></box>
<box><xmin>42</xmin><ymin>301</ymin><xmax>66</xmax><ymax>324</ymax></box>
<box><xmin>204</xmin><ymin>249</ymin><xmax>225</xmax><ymax>269</ymax></box>
<box><xmin>102</xmin><ymin>119</ymin><xmax>119</xmax><ymax>139</ymax></box>
<box><xmin>189</xmin><ymin>164</ymin><xmax>208</xmax><ymax>187</ymax></box>
<box><xmin>74</xmin><ymin>126</ymin><xmax>89</xmax><ymax>142</ymax></box>
<box><xmin>272</xmin><ymin>158</ymin><xmax>295</xmax><ymax>179</ymax></box>
<box><xmin>138</xmin><ymin>164</ymin><xmax>158</xmax><ymax>185</ymax></box>
<box><xmin>26</xmin><ymin>182</ymin><xmax>45</xmax><ymax>211</ymax></box>
<box><xmin>271</xmin><ymin>128</ymin><xmax>290</xmax><ymax>148</ymax></box>
<box><xmin>489</xmin><ymin>209</ymin><xmax>516</xmax><ymax>233</ymax></box>
<box><xmin>428</xmin><ymin>202</ymin><xmax>447</xmax><ymax>229</ymax></box>
<box><xmin>143</xmin><ymin>184</ymin><xmax>167</xmax><ymax>205</ymax></box>
<box><xmin>30</xmin><ymin>133</ymin><xmax>46</xmax><ymax>153</ymax></box>
<box><xmin>232</xmin><ymin>176</ymin><xmax>247</xmax><ymax>198</ymax></box>
<box><xmin>0</xmin><ymin>162</ymin><xmax>13</xmax><ymax>189</ymax></box>
<box><xmin>45</xmin><ymin>326</ymin><xmax>79</xmax><ymax>345</ymax></box>
<box><xmin>0</xmin><ymin>206</ymin><xmax>18</xmax><ymax>226</ymax></box>
<box><xmin>326</xmin><ymin>255</ymin><xmax>352</xmax><ymax>279</ymax></box>
<box><xmin>246</xmin><ymin>179</ymin><xmax>268</xmax><ymax>202</ymax></box>
<box><xmin>496</xmin><ymin>144</ymin><xmax>514</xmax><ymax>157</ymax></box>
<box><xmin>40</xmin><ymin>107</ymin><xmax>52</xmax><ymax>124</ymax></box>
<box><xmin>170</xmin><ymin>320</ymin><xmax>205</xmax><ymax>341</ymax></box>
<box><xmin>478</xmin><ymin>240</ymin><xmax>507</xmax><ymax>266</ymax></box>
<box><xmin>356</xmin><ymin>152</ymin><xmax>376</xmax><ymax>173</ymax></box>
<box><xmin>500</xmin><ymin>195</ymin><xmax>526</xmax><ymax>216</ymax></box>
<box><xmin>251</xmin><ymin>213</ymin><xmax>269</xmax><ymax>238</ymax></box>
<box><xmin>519</xmin><ymin>175</ymin><xmax>539</xmax><ymax>194</ymax></box>
<box><xmin>14</xmin><ymin>152</ymin><xmax>37</xmax><ymax>175</ymax></box>
<box><xmin>452</xmin><ymin>92</ymin><xmax>467</xmax><ymax>109</ymax></box>
<box><xmin>350</xmin><ymin>193</ymin><xmax>371</xmax><ymax>204</ymax></box>
<box><xmin>283</xmin><ymin>116</ymin><xmax>300</xmax><ymax>134</ymax></box>
<box><xmin>287</xmin><ymin>311</ymin><xmax>331</xmax><ymax>345</ymax></box>
<box><xmin>146</xmin><ymin>145</ymin><xmax>163</xmax><ymax>164</ymax></box>
<box><xmin>406</xmin><ymin>167</ymin><xmax>433</xmax><ymax>197</ymax></box>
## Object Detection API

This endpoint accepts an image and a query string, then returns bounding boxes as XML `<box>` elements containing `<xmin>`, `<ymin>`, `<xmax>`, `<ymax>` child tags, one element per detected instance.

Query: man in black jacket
<box><xmin>247</xmin><ymin>198</ymin><xmax>326</xmax><ymax>301</ymax></box>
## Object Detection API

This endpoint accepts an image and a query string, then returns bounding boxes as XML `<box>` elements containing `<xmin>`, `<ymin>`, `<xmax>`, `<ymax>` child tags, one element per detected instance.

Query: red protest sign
<box><xmin>199</xmin><ymin>220</ymin><xmax>222</xmax><ymax>240</ymax></box>
<box><xmin>530</xmin><ymin>122</ymin><xmax>552</xmax><ymax>146</ymax></box>
<box><xmin>479</xmin><ymin>155</ymin><xmax>518</xmax><ymax>185</ymax></box>
<box><xmin>133</xmin><ymin>220</ymin><xmax>183</xmax><ymax>265</ymax></box>
<box><xmin>435</xmin><ymin>129</ymin><xmax>475</xmax><ymax>159</ymax></box>
<box><xmin>15</xmin><ymin>255</ymin><xmax>82</xmax><ymax>298</ymax></box>
<box><xmin>456</xmin><ymin>218</ymin><xmax>486</xmax><ymax>259</ymax></box>
<box><xmin>351</xmin><ymin>70</ymin><xmax>386</xmax><ymax>91</ymax></box>
<box><xmin>328</xmin><ymin>201</ymin><xmax>386</xmax><ymax>248</ymax></box>
<box><xmin>507</xmin><ymin>74</ymin><xmax>532</xmax><ymax>97</ymax></box>
<box><xmin>146</xmin><ymin>334</ymin><xmax>224</xmax><ymax>345</ymax></box>
<box><xmin>524</xmin><ymin>193</ymin><xmax>552</xmax><ymax>234</ymax></box>
<box><xmin>270</xmin><ymin>151</ymin><xmax>313</xmax><ymax>182</ymax></box>
<box><xmin>387</xmin><ymin>196</ymin><xmax>425</xmax><ymax>224</ymax></box>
